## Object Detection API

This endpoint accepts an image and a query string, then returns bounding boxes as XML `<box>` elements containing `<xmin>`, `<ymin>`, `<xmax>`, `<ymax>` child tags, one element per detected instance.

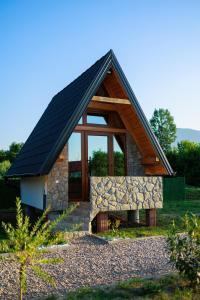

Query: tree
<box><xmin>0</xmin><ymin>142</ymin><xmax>24</xmax><ymax>163</ymax></box>
<box><xmin>150</xmin><ymin>108</ymin><xmax>176</xmax><ymax>153</ymax></box>
<box><xmin>0</xmin><ymin>198</ymin><xmax>76</xmax><ymax>300</ymax></box>
<box><xmin>89</xmin><ymin>150</ymin><xmax>125</xmax><ymax>176</ymax></box>
<box><xmin>0</xmin><ymin>160</ymin><xmax>11</xmax><ymax>178</ymax></box>
<box><xmin>7</xmin><ymin>142</ymin><xmax>24</xmax><ymax>162</ymax></box>
<box><xmin>167</xmin><ymin>140</ymin><xmax>200</xmax><ymax>186</ymax></box>
<box><xmin>0</xmin><ymin>149</ymin><xmax>7</xmax><ymax>163</ymax></box>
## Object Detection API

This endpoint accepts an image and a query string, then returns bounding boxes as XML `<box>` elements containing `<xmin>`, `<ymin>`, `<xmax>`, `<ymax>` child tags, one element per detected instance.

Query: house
<box><xmin>7</xmin><ymin>50</ymin><xmax>173</xmax><ymax>232</ymax></box>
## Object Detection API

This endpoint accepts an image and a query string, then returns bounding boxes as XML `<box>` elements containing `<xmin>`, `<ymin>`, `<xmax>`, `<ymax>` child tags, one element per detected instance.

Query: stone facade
<box><xmin>46</xmin><ymin>145</ymin><xmax>68</xmax><ymax>211</ymax></box>
<box><xmin>126</xmin><ymin>133</ymin><xmax>145</xmax><ymax>176</ymax></box>
<box><xmin>90</xmin><ymin>176</ymin><xmax>163</xmax><ymax>219</ymax></box>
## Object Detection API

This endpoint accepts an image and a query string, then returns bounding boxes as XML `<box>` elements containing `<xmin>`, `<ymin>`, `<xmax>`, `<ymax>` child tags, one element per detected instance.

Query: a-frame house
<box><xmin>7</xmin><ymin>50</ymin><xmax>173</xmax><ymax>232</ymax></box>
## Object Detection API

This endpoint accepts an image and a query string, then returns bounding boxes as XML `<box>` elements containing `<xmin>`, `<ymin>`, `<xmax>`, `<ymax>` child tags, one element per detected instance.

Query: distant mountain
<box><xmin>173</xmin><ymin>128</ymin><xmax>200</xmax><ymax>145</ymax></box>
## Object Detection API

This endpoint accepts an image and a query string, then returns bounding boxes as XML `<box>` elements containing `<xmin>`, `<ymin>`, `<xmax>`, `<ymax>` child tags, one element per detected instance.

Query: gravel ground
<box><xmin>0</xmin><ymin>235</ymin><xmax>173</xmax><ymax>300</ymax></box>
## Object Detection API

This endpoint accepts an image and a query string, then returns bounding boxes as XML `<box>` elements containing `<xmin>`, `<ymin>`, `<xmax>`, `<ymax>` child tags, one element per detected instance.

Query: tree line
<box><xmin>0</xmin><ymin>142</ymin><xmax>23</xmax><ymax>178</ymax></box>
<box><xmin>1</xmin><ymin>109</ymin><xmax>200</xmax><ymax>186</ymax></box>
<box><xmin>150</xmin><ymin>108</ymin><xmax>200</xmax><ymax>186</ymax></box>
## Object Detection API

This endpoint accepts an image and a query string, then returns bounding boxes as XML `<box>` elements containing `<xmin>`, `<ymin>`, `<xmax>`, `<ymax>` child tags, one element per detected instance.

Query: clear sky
<box><xmin>1</xmin><ymin>0</ymin><xmax>200</xmax><ymax>149</ymax></box>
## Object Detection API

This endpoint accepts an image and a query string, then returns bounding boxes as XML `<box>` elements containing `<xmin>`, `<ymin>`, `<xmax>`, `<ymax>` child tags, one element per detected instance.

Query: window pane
<box><xmin>114</xmin><ymin>135</ymin><xmax>125</xmax><ymax>176</ymax></box>
<box><xmin>68</xmin><ymin>133</ymin><xmax>82</xmax><ymax>200</ymax></box>
<box><xmin>87</xmin><ymin>115</ymin><xmax>107</xmax><ymax>125</ymax></box>
<box><xmin>88</xmin><ymin>135</ymin><xmax>108</xmax><ymax>176</ymax></box>
<box><xmin>68</xmin><ymin>133</ymin><xmax>81</xmax><ymax>161</ymax></box>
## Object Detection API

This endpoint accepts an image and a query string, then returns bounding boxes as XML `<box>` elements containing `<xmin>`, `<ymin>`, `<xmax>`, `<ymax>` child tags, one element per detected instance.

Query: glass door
<box><xmin>68</xmin><ymin>129</ymin><xmax>127</xmax><ymax>201</ymax></box>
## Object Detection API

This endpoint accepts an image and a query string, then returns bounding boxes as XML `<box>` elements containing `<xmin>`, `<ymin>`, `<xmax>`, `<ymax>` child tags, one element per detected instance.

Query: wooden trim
<box><xmin>82</xmin><ymin>112</ymin><xmax>87</xmax><ymax>125</ymax></box>
<box><xmin>142</xmin><ymin>156</ymin><xmax>160</xmax><ymax>165</ymax></box>
<box><xmin>56</xmin><ymin>154</ymin><xmax>64</xmax><ymax>162</ymax></box>
<box><xmin>84</xmin><ymin>131</ymin><xmax>89</xmax><ymax>201</ymax></box>
<box><xmin>124</xmin><ymin>134</ymin><xmax>128</xmax><ymax>176</ymax></box>
<box><xmin>108</xmin><ymin>134</ymin><xmax>114</xmax><ymax>175</ymax></box>
<box><xmin>92</xmin><ymin>95</ymin><xmax>130</xmax><ymax>105</ymax></box>
<box><xmin>81</xmin><ymin>132</ymin><xmax>86</xmax><ymax>201</ymax></box>
<box><xmin>74</xmin><ymin>124</ymin><xmax>126</xmax><ymax>134</ymax></box>
<box><xmin>88</xmin><ymin>101</ymin><xmax>117</xmax><ymax>111</ymax></box>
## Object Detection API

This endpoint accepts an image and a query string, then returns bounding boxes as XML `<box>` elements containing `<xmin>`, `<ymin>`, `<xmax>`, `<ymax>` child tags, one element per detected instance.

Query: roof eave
<box><xmin>38</xmin><ymin>52</ymin><xmax>113</xmax><ymax>175</ymax></box>
<box><xmin>110</xmin><ymin>50</ymin><xmax>173</xmax><ymax>175</ymax></box>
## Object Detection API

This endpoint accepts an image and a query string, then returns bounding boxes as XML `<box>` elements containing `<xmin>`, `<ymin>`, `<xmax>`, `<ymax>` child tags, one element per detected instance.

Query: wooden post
<box><xmin>127</xmin><ymin>210</ymin><xmax>139</xmax><ymax>226</ymax></box>
<box><xmin>96</xmin><ymin>212</ymin><xmax>108</xmax><ymax>232</ymax></box>
<box><xmin>146</xmin><ymin>209</ymin><xmax>156</xmax><ymax>227</ymax></box>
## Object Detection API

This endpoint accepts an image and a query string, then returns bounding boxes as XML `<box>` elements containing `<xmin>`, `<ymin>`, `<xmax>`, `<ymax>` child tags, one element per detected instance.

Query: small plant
<box><xmin>174</xmin><ymin>287</ymin><xmax>193</xmax><ymax>300</ymax></box>
<box><xmin>167</xmin><ymin>213</ymin><xmax>200</xmax><ymax>287</ymax></box>
<box><xmin>142</xmin><ymin>281</ymin><xmax>162</xmax><ymax>296</ymax></box>
<box><xmin>108</xmin><ymin>218</ymin><xmax>121</xmax><ymax>232</ymax></box>
<box><xmin>45</xmin><ymin>231</ymin><xmax>66</xmax><ymax>246</ymax></box>
<box><xmin>0</xmin><ymin>198</ymin><xmax>76</xmax><ymax>300</ymax></box>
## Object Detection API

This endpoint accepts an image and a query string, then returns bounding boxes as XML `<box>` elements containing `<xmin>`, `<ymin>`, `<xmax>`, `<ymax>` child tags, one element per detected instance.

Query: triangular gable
<box><xmin>7</xmin><ymin>50</ymin><xmax>173</xmax><ymax>177</ymax></box>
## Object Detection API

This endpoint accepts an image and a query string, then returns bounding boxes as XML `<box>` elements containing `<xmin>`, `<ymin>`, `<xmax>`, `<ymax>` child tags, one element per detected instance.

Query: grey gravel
<box><xmin>0</xmin><ymin>235</ymin><xmax>173</xmax><ymax>299</ymax></box>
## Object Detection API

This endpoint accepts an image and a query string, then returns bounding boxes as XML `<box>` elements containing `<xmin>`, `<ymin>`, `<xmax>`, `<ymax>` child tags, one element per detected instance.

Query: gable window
<box><xmin>87</xmin><ymin>114</ymin><xmax>107</xmax><ymax>125</ymax></box>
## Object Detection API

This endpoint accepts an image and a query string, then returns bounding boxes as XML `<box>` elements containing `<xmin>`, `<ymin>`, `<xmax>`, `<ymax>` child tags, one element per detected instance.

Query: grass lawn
<box><xmin>97</xmin><ymin>192</ymin><xmax>200</xmax><ymax>240</ymax></box>
<box><xmin>43</xmin><ymin>274</ymin><xmax>200</xmax><ymax>300</ymax></box>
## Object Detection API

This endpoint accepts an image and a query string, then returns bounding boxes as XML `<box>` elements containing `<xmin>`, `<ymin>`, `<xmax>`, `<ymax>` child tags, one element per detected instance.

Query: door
<box><xmin>68</xmin><ymin>131</ymin><xmax>126</xmax><ymax>202</ymax></box>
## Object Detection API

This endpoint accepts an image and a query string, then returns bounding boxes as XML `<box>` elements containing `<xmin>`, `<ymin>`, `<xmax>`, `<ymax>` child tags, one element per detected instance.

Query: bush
<box><xmin>0</xmin><ymin>198</ymin><xmax>77</xmax><ymax>300</ymax></box>
<box><xmin>0</xmin><ymin>160</ymin><xmax>11</xmax><ymax>178</ymax></box>
<box><xmin>167</xmin><ymin>213</ymin><xmax>200</xmax><ymax>286</ymax></box>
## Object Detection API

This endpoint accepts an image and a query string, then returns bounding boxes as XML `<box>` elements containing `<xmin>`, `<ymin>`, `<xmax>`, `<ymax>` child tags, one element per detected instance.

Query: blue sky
<box><xmin>1</xmin><ymin>0</ymin><xmax>200</xmax><ymax>149</ymax></box>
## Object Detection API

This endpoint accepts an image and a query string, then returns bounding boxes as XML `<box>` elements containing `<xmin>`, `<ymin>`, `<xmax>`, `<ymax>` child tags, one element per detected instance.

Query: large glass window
<box><xmin>68</xmin><ymin>133</ymin><xmax>82</xmax><ymax>200</ymax></box>
<box><xmin>113</xmin><ymin>135</ymin><xmax>125</xmax><ymax>176</ymax></box>
<box><xmin>88</xmin><ymin>135</ymin><xmax>108</xmax><ymax>176</ymax></box>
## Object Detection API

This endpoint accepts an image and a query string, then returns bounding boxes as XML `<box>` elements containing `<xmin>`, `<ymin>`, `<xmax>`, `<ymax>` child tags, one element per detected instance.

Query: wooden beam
<box><xmin>92</xmin><ymin>95</ymin><xmax>130</xmax><ymax>105</ymax></box>
<box><xmin>96</xmin><ymin>212</ymin><xmax>109</xmax><ymax>232</ymax></box>
<box><xmin>141</xmin><ymin>156</ymin><xmax>160</xmax><ymax>165</ymax></box>
<box><xmin>88</xmin><ymin>101</ymin><xmax>117</xmax><ymax>111</ymax></box>
<box><xmin>146</xmin><ymin>209</ymin><xmax>156</xmax><ymax>227</ymax></box>
<box><xmin>74</xmin><ymin>124</ymin><xmax>127</xmax><ymax>134</ymax></box>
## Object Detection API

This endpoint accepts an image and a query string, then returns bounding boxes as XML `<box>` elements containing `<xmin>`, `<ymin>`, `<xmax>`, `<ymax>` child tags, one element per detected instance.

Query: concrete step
<box><xmin>49</xmin><ymin>201</ymin><xmax>91</xmax><ymax>233</ymax></box>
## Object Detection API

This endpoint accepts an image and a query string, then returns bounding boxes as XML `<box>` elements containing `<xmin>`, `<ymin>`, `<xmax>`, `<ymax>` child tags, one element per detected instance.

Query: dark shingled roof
<box><xmin>7</xmin><ymin>50</ymin><xmax>173</xmax><ymax>177</ymax></box>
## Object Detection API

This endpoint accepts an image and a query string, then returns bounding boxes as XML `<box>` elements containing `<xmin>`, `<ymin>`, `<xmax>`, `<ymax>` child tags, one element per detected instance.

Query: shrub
<box><xmin>0</xmin><ymin>160</ymin><xmax>11</xmax><ymax>178</ymax></box>
<box><xmin>0</xmin><ymin>198</ymin><xmax>76</xmax><ymax>300</ymax></box>
<box><xmin>167</xmin><ymin>213</ymin><xmax>200</xmax><ymax>286</ymax></box>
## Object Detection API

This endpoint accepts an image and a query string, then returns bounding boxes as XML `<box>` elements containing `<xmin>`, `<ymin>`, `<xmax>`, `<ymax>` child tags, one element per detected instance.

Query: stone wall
<box><xmin>90</xmin><ymin>176</ymin><xmax>163</xmax><ymax>219</ymax></box>
<box><xmin>46</xmin><ymin>145</ymin><xmax>68</xmax><ymax>211</ymax></box>
<box><xmin>126</xmin><ymin>133</ymin><xmax>145</xmax><ymax>176</ymax></box>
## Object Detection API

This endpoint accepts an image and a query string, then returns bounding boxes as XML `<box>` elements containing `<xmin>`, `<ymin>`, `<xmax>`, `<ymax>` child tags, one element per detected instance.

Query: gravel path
<box><xmin>0</xmin><ymin>235</ymin><xmax>173</xmax><ymax>299</ymax></box>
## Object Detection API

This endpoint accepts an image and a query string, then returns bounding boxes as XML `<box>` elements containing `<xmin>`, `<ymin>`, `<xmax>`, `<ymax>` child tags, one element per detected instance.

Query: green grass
<box><xmin>97</xmin><ymin>192</ymin><xmax>200</xmax><ymax>240</ymax></box>
<box><xmin>42</xmin><ymin>274</ymin><xmax>200</xmax><ymax>300</ymax></box>
<box><xmin>185</xmin><ymin>185</ymin><xmax>200</xmax><ymax>200</ymax></box>
<box><xmin>97</xmin><ymin>226</ymin><xmax>168</xmax><ymax>239</ymax></box>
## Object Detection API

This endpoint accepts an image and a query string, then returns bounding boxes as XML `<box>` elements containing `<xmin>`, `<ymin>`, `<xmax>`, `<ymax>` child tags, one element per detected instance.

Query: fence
<box><xmin>163</xmin><ymin>177</ymin><xmax>185</xmax><ymax>202</ymax></box>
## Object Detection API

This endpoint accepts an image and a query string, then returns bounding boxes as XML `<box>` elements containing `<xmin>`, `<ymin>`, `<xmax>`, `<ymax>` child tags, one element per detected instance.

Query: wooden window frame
<box><xmin>69</xmin><ymin>111</ymin><xmax>127</xmax><ymax>202</ymax></box>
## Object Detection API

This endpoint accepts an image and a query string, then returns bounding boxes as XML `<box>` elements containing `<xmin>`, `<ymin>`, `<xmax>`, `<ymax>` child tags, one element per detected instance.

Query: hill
<box><xmin>174</xmin><ymin>128</ymin><xmax>200</xmax><ymax>145</ymax></box>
